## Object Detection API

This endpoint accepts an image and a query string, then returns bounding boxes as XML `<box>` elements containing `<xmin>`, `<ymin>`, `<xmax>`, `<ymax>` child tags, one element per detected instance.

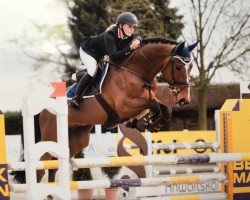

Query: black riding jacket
<box><xmin>80</xmin><ymin>26</ymin><xmax>134</xmax><ymax>62</ymax></box>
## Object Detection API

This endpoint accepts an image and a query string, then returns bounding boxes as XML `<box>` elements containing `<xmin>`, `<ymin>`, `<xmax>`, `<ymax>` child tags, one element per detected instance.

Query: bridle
<box><xmin>116</xmin><ymin>45</ymin><xmax>191</xmax><ymax>98</ymax></box>
<box><xmin>161</xmin><ymin>55</ymin><xmax>191</xmax><ymax>96</ymax></box>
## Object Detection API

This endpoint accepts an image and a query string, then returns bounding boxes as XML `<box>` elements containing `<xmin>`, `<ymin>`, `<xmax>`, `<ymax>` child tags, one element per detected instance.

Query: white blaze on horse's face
<box><xmin>174</xmin><ymin>56</ymin><xmax>192</xmax><ymax>84</ymax></box>
<box><xmin>172</xmin><ymin>56</ymin><xmax>192</xmax><ymax>106</ymax></box>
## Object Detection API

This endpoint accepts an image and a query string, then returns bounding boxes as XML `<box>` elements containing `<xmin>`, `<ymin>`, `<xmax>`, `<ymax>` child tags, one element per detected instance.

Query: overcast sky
<box><xmin>0</xmin><ymin>0</ymin><xmax>67</xmax><ymax>111</ymax></box>
<box><xmin>0</xmin><ymin>0</ymin><xmax>243</xmax><ymax>112</ymax></box>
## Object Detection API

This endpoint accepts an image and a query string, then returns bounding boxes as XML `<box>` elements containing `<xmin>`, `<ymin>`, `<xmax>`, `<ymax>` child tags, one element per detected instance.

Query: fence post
<box><xmin>22</xmin><ymin>96</ymin><xmax>70</xmax><ymax>200</ymax></box>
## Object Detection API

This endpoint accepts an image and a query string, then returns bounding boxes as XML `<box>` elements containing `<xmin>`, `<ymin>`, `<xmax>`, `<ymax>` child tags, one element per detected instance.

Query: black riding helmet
<box><xmin>116</xmin><ymin>12</ymin><xmax>139</xmax><ymax>37</ymax></box>
<box><xmin>116</xmin><ymin>12</ymin><xmax>139</xmax><ymax>27</ymax></box>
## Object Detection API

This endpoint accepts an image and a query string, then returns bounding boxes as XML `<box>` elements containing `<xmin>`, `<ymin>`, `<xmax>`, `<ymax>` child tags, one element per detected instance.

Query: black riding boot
<box><xmin>70</xmin><ymin>73</ymin><xmax>93</xmax><ymax>110</ymax></box>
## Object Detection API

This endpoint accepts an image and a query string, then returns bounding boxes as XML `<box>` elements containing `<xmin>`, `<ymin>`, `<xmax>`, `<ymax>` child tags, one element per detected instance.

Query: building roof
<box><xmin>156</xmin><ymin>83</ymin><xmax>240</xmax><ymax>111</ymax></box>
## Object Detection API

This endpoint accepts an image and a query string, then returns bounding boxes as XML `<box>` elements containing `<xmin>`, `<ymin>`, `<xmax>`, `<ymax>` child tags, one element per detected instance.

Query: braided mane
<box><xmin>141</xmin><ymin>37</ymin><xmax>178</xmax><ymax>45</ymax></box>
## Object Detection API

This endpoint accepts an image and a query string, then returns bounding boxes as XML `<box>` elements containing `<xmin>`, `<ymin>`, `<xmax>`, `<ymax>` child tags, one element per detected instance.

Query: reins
<box><xmin>120</xmin><ymin>66</ymin><xmax>157</xmax><ymax>99</ymax></box>
<box><xmin>119</xmin><ymin>47</ymin><xmax>157</xmax><ymax>99</ymax></box>
<box><xmin>108</xmin><ymin>43</ymin><xmax>191</xmax><ymax>99</ymax></box>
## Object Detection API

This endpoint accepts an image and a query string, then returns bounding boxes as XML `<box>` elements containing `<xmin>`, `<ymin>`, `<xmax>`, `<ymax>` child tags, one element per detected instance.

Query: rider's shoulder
<box><xmin>105</xmin><ymin>25</ymin><xmax>117</xmax><ymax>37</ymax></box>
<box><xmin>105</xmin><ymin>24</ymin><xmax>117</xmax><ymax>32</ymax></box>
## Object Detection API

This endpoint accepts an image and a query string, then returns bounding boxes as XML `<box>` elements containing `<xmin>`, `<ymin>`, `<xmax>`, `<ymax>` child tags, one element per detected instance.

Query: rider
<box><xmin>70</xmin><ymin>12</ymin><xmax>141</xmax><ymax>110</ymax></box>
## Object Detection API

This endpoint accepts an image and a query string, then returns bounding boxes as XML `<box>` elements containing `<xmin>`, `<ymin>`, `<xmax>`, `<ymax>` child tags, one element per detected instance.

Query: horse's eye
<box><xmin>175</xmin><ymin>65</ymin><xmax>182</xmax><ymax>71</ymax></box>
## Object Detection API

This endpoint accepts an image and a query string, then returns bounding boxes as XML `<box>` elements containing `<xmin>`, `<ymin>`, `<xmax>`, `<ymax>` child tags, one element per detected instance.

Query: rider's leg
<box><xmin>70</xmin><ymin>73</ymin><xmax>93</xmax><ymax>110</ymax></box>
<box><xmin>70</xmin><ymin>48</ymin><xmax>97</xmax><ymax>110</ymax></box>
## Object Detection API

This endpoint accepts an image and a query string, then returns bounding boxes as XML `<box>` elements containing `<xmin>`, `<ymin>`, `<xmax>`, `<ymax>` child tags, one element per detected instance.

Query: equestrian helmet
<box><xmin>116</xmin><ymin>12</ymin><xmax>139</xmax><ymax>27</ymax></box>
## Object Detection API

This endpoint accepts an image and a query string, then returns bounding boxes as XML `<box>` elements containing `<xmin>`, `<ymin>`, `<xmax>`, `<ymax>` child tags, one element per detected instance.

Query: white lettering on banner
<box><xmin>84</xmin><ymin>134</ymin><xmax>117</xmax><ymax>157</ymax></box>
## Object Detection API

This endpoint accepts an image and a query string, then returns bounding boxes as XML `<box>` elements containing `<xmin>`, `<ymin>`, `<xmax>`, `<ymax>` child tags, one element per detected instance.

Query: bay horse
<box><xmin>13</xmin><ymin>38</ymin><xmax>198</xmax><ymax>185</ymax></box>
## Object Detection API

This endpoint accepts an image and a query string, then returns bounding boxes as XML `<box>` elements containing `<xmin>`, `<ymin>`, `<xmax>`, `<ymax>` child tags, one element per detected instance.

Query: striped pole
<box><xmin>8</xmin><ymin>152</ymin><xmax>250</xmax><ymax>171</ymax></box>
<box><xmin>139</xmin><ymin>193</ymin><xmax>227</xmax><ymax>200</ymax></box>
<box><xmin>11</xmin><ymin>173</ymin><xmax>227</xmax><ymax>192</ymax></box>
<box><xmin>71</xmin><ymin>153</ymin><xmax>250</xmax><ymax>168</ymax></box>
<box><xmin>153</xmin><ymin>166</ymin><xmax>220</xmax><ymax>175</ymax></box>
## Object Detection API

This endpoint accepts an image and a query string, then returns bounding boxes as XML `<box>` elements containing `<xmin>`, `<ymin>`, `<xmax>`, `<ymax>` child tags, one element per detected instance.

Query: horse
<box><xmin>12</xmin><ymin>37</ymin><xmax>198</xmax><ymax>186</ymax></box>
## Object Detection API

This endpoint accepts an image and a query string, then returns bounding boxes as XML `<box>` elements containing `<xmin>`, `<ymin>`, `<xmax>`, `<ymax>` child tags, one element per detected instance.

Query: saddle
<box><xmin>66</xmin><ymin>61</ymin><xmax>128</xmax><ymax>129</ymax></box>
<box><xmin>66</xmin><ymin>61</ymin><xmax>109</xmax><ymax>98</ymax></box>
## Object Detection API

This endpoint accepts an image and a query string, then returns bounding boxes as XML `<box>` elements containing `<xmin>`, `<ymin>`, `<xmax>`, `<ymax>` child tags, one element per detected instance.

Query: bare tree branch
<box><xmin>202</xmin><ymin>0</ymin><xmax>217</xmax><ymax>29</ymax></box>
<box><xmin>209</xmin><ymin>14</ymin><xmax>250</xmax><ymax>72</ymax></box>
<box><xmin>204</xmin><ymin>0</ymin><xmax>228</xmax><ymax>47</ymax></box>
<box><xmin>208</xmin><ymin>48</ymin><xmax>250</xmax><ymax>80</ymax></box>
<box><xmin>184</xmin><ymin>0</ymin><xmax>250</xmax><ymax>129</ymax></box>
<box><xmin>190</xmin><ymin>0</ymin><xmax>199</xmax><ymax>39</ymax></box>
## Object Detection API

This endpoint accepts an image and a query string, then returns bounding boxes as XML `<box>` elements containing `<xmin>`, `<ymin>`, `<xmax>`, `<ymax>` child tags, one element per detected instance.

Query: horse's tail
<box><xmin>11</xmin><ymin>114</ymin><xmax>41</xmax><ymax>183</ymax></box>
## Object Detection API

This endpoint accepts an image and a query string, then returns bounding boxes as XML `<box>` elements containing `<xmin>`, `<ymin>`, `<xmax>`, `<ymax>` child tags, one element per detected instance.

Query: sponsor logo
<box><xmin>0</xmin><ymin>164</ymin><xmax>9</xmax><ymax>200</ymax></box>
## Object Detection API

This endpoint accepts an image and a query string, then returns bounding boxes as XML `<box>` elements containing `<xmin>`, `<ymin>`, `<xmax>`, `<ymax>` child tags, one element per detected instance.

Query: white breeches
<box><xmin>79</xmin><ymin>48</ymin><xmax>97</xmax><ymax>77</ymax></box>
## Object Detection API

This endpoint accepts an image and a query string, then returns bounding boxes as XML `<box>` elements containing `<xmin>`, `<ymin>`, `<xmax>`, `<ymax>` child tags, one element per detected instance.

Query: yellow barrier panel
<box><xmin>118</xmin><ymin>131</ymin><xmax>216</xmax><ymax>156</ymax></box>
<box><xmin>220</xmin><ymin>99</ymin><xmax>250</xmax><ymax>200</ymax></box>
<box><xmin>0</xmin><ymin>114</ymin><xmax>7</xmax><ymax>163</ymax></box>
<box><xmin>0</xmin><ymin>113</ymin><xmax>10</xmax><ymax>200</ymax></box>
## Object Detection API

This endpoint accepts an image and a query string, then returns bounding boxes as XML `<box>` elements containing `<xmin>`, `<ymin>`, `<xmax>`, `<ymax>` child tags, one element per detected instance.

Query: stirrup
<box><xmin>70</xmin><ymin>96</ymin><xmax>83</xmax><ymax>110</ymax></box>
<box><xmin>66</xmin><ymin>83</ymin><xmax>77</xmax><ymax>98</ymax></box>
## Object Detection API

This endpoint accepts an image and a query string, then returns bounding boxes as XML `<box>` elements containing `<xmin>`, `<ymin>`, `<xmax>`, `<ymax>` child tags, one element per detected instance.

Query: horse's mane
<box><xmin>141</xmin><ymin>37</ymin><xmax>178</xmax><ymax>45</ymax></box>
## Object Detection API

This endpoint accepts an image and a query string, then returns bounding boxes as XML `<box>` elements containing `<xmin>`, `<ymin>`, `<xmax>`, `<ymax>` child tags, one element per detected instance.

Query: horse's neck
<box><xmin>128</xmin><ymin>43</ymin><xmax>174</xmax><ymax>81</ymax></box>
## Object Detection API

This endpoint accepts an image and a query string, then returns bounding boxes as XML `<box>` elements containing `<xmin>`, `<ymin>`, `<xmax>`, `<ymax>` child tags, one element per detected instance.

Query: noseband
<box><xmin>162</xmin><ymin>56</ymin><xmax>191</xmax><ymax>96</ymax></box>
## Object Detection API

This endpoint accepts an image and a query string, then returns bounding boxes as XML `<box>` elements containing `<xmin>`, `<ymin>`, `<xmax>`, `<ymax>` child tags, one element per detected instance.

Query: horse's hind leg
<box><xmin>42</xmin><ymin>125</ymin><xmax>93</xmax><ymax>183</ymax></box>
<box><xmin>48</xmin><ymin>157</ymin><xmax>58</xmax><ymax>182</ymax></box>
<box><xmin>68</xmin><ymin>125</ymin><xmax>94</xmax><ymax>157</ymax></box>
<box><xmin>47</xmin><ymin>158</ymin><xmax>58</xmax><ymax>200</ymax></box>
<box><xmin>37</xmin><ymin>110</ymin><xmax>58</xmax><ymax>182</ymax></box>
<box><xmin>37</xmin><ymin>152</ymin><xmax>54</xmax><ymax>182</ymax></box>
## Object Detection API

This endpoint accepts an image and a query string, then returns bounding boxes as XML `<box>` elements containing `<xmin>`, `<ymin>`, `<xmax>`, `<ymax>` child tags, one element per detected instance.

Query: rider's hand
<box><xmin>130</xmin><ymin>38</ymin><xmax>141</xmax><ymax>50</ymax></box>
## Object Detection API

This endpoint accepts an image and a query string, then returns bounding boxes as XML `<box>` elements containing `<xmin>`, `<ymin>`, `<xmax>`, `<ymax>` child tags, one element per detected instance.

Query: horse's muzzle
<box><xmin>178</xmin><ymin>98</ymin><xmax>189</xmax><ymax>106</ymax></box>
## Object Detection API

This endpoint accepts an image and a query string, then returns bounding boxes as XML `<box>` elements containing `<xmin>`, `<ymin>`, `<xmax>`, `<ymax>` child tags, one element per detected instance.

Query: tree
<box><xmin>109</xmin><ymin>0</ymin><xmax>183</xmax><ymax>38</ymax></box>
<box><xmin>67</xmin><ymin>0</ymin><xmax>184</xmax><ymax>47</ymax></box>
<box><xmin>179</xmin><ymin>0</ymin><xmax>250</xmax><ymax>129</ymax></box>
<box><xmin>67</xmin><ymin>0</ymin><xmax>112</xmax><ymax>49</ymax></box>
<box><xmin>148</xmin><ymin>0</ymin><xmax>184</xmax><ymax>39</ymax></box>
<box><xmin>12</xmin><ymin>0</ymin><xmax>184</xmax><ymax>83</ymax></box>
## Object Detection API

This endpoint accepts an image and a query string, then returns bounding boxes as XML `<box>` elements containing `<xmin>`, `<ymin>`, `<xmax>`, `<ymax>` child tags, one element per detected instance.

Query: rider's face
<box><xmin>122</xmin><ymin>24</ymin><xmax>135</xmax><ymax>36</ymax></box>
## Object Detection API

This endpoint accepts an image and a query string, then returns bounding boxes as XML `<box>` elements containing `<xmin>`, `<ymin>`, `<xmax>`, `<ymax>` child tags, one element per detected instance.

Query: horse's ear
<box><xmin>187</xmin><ymin>40</ymin><xmax>199</xmax><ymax>52</ymax></box>
<box><xmin>176</xmin><ymin>41</ymin><xmax>185</xmax><ymax>55</ymax></box>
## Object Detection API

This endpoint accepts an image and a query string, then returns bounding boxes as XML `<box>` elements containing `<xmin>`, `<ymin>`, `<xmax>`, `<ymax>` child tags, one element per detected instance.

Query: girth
<box><xmin>92</xmin><ymin>86</ymin><xmax>128</xmax><ymax>129</ymax></box>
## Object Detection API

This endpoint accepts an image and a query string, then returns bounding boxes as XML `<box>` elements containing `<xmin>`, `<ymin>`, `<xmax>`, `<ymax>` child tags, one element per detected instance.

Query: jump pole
<box><xmin>7</xmin><ymin>152</ymin><xmax>250</xmax><ymax>172</ymax></box>
<box><xmin>11</xmin><ymin>173</ymin><xmax>227</xmax><ymax>192</ymax></box>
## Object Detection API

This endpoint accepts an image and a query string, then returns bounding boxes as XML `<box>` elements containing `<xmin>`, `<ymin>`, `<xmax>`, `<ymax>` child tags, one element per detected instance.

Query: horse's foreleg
<box><xmin>126</xmin><ymin>99</ymin><xmax>172</xmax><ymax>132</ymax></box>
<box><xmin>148</xmin><ymin>99</ymin><xmax>172</xmax><ymax>119</ymax></box>
<box><xmin>146</xmin><ymin>100</ymin><xmax>172</xmax><ymax>132</ymax></box>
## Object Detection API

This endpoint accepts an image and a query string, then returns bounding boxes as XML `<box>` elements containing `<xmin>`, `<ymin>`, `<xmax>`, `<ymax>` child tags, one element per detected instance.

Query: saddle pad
<box><xmin>66</xmin><ymin>63</ymin><xmax>109</xmax><ymax>98</ymax></box>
